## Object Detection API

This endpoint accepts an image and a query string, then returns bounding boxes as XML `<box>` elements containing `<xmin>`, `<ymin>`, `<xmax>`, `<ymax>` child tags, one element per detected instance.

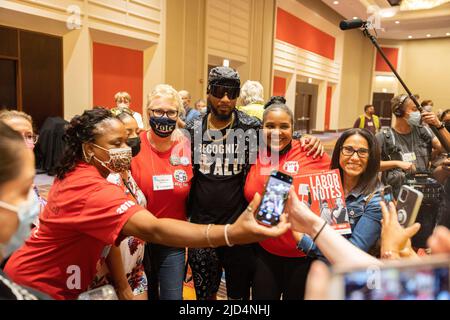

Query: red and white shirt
<box><xmin>244</xmin><ymin>141</ymin><xmax>331</xmax><ymax>257</ymax></box>
<box><xmin>4</xmin><ymin>162</ymin><xmax>144</xmax><ymax>300</ymax></box>
<box><xmin>131</xmin><ymin>131</ymin><xmax>193</xmax><ymax>221</ymax></box>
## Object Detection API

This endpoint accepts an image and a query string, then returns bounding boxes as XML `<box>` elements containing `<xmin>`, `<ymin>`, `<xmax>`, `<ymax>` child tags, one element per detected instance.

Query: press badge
<box><xmin>402</xmin><ymin>152</ymin><xmax>416</xmax><ymax>163</ymax></box>
<box><xmin>153</xmin><ymin>175</ymin><xmax>174</xmax><ymax>191</ymax></box>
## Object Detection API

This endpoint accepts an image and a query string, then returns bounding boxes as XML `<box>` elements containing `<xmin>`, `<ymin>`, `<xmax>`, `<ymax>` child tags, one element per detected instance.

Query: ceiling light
<box><xmin>395</xmin><ymin>20</ymin><xmax>400</xmax><ymax>24</ymax></box>
<box><xmin>353</xmin><ymin>16</ymin><xmax>358</xmax><ymax>20</ymax></box>
<box><xmin>426</xmin><ymin>34</ymin><xmax>431</xmax><ymax>37</ymax></box>
<box><xmin>380</xmin><ymin>8</ymin><xmax>398</xmax><ymax>18</ymax></box>
<box><xmin>382</xmin><ymin>88</ymin><xmax>388</xmax><ymax>93</ymax></box>
<box><xmin>223</xmin><ymin>59</ymin><xmax>230</xmax><ymax>67</ymax></box>
<box><xmin>400</xmin><ymin>0</ymin><xmax>450</xmax><ymax>11</ymax></box>
<box><xmin>446</xmin><ymin>33</ymin><xmax>450</xmax><ymax>36</ymax></box>
<box><xmin>333</xmin><ymin>1</ymin><xmax>339</xmax><ymax>4</ymax></box>
<box><xmin>308</xmin><ymin>78</ymin><xmax>313</xmax><ymax>84</ymax></box>
<box><xmin>408</xmin><ymin>35</ymin><xmax>413</xmax><ymax>39</ymax></box>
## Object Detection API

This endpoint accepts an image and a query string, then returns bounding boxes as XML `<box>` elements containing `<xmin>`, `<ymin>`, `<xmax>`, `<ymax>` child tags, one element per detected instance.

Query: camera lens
<box><xmin>399</xmin><ymin>189</ymin><xmax>408</xmax><ymax>202</ymax></box>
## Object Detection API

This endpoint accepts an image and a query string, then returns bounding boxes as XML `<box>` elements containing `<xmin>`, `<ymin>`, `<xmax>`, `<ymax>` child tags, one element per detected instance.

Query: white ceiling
<box><xmin>321</xmin><ymin>0</ymin><xmax>450</xmax><ymax>40</ymax></box>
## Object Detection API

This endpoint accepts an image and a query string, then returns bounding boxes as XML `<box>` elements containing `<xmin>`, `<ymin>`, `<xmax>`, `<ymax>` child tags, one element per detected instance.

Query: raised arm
<box><xmin>121</xmin><ymin>193</ymin><xmax>291</xmax><ymax>248</ymax></box>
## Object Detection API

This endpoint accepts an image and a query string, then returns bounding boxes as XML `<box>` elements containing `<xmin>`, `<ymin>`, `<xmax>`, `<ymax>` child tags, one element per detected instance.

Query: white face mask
<box><xmin>0</xmin><ymin>189</ymin><xmax>40</xmax><ymax>258</ymax></box>
<box><xmin>423</xmin><ymin>105</ymin><xmax>433</xmax><ymax>113</ymax></box>
<box><xmin>117</xmin><ymin>103</ymin><xmax>129</xmax><ymax>109</ymax></box>
<box><xmin>407</xmin><ymin>111</ymin><xmax>422</xmax><ymax>127</ymax></box>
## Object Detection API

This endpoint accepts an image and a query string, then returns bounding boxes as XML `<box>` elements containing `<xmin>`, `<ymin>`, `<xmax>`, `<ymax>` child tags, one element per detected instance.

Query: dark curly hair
<box><xmin>264</xmin><ymin>96</ymin><xmax>286</xmax><ymax>109</ymax></box>
<box><xmin>55</xmin><ymin>108</ymin><xmax>115</xmax><ymax>179</ymax></box>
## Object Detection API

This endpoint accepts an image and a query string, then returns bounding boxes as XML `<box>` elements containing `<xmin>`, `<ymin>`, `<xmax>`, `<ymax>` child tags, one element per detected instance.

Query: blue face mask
<box><xmin>407</xmin><ymin>111</ymin><xmax>421</xmax><ymax>127</ymax></box>
<box><xmin>0</xmin><ymin>190</ymin><xmax>40</xmax><ymax>258</ymax></box>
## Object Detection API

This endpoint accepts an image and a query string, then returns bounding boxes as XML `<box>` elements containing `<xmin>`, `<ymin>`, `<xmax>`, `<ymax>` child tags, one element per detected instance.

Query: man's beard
<box><xmin>207</xmin><ymin>98</ymin><xmax>234</xmax><ymax>121</ymax></box>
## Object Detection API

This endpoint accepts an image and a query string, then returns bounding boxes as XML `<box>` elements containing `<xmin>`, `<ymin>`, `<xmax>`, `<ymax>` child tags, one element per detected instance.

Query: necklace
<box><xmin>206</xmin><ymin>113</ymin><xmax>235</xmax><ymax>142</ymax></box>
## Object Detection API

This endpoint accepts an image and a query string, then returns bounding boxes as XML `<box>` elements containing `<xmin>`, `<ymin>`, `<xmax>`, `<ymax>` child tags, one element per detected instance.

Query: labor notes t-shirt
<box><xmin>4</xmin><ymin>162</ymin><xmax>144</xmax><ymax>300</ymax></box>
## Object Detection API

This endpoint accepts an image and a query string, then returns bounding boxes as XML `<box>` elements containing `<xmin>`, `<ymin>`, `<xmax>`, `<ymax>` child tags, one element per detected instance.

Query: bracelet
<box><xmin>224</xmin><ymin>224</ymin><xmax>234</xmax><ymax>247</ymax></box>
<box><xmin>312</xmin><ymin>221</ymin><xmax>327</xmax><ymax>243</ymax></box>
<box><xmin>205</xmin><ymin>224</ymin><xmax>215</xmax><ymax>248</ymax></box>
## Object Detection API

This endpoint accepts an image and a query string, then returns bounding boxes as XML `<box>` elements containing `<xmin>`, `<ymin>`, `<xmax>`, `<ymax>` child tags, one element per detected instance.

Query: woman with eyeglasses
<box><xmin>4</xmin><ymin>107</ymin><xmax>289</xmax><ymax>300</ymax></box>
<box><xmin>0</xmin><ymin>110</ymin><xmax>38</xmax><ymax>149</ymax></box>
<box><xmin>130</xmin><ymin>84</ymin><xmax>193</xmax><ymax>300</ymax></box>
<box><xmin>296</xmin><ymin>128</ymin><xmax>383</xmax><ymax>260</ymax></box>
<box><xmin>0</xmin><ymin>111</ymin><xmax>45</xmax><ymax>230</ymax></box>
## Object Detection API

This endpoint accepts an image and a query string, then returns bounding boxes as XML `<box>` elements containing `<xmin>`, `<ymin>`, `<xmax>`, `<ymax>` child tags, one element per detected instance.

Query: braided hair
<box><xmin>55</xmin><ymin>108</ymin><xmax>115</xmax><ymax>179</ymax></box>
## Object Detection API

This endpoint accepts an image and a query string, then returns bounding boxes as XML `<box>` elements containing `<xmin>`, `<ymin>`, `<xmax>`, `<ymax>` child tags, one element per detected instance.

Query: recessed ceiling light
<box><xmin>426</xmin><ymin>34</ymin><xmax>431</xmax><ymax>37</ymax></box>
<box><xmin>395</xmin><ymin>21</ymin><xmax>400</xmax><ymax>24</ymax></box>
<box><xmin>333</xmin><ymin>1</ymin><xmax>339</xmax><ymax>4</ymax></box>
<box><xmin>408</xmin><ymin>35</ymin><xmax>413</xmax><ymax>39</ymax></box>
<box><xmin>446</xmin><ymin>33</ymin><xmax>450</xmax><ymax>36</ymax></box>
<box><xmin>353</xmin><ymin>16</ymin><xmax>358</xmax><ymax>20</ymax></box>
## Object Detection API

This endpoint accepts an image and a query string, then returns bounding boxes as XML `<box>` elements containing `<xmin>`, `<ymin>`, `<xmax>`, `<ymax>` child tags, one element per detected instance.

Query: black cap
<box><xmin>208</xmin><ymin>66</ymin><xmax>240</xmax><ymax>87</ymax></box>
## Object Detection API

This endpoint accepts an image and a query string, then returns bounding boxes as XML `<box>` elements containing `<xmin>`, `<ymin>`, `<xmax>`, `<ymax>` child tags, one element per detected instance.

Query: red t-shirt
<box><xmin>131</xmin><ymin>131</ymin><xmax>193</xmax><ymax>221</ymax></box>
<box><xmin>4</xmin><ymin>162</ymin><xmax>144</xmax><ymax>300</ymax></box>
<box><xmin>244</xmin><ymin>141</ymin><xmax>331</xmax><ymax>257</ymax></box>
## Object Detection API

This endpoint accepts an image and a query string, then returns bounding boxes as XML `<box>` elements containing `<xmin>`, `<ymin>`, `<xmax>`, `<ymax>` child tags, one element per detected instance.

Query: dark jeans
<box><xmin>252</xmin><ymin>244</ymin><xmax>312</xmax><ymax>300</ymax></box>
<box><xmin>144</xmin><ymin>243</ymin><xmax>185</xmax><ymax>300</ymax></box>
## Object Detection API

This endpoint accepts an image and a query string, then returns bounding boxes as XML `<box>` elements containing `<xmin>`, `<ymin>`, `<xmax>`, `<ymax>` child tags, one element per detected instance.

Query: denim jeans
<box><xmin>145</xmin><ymin>243</ymin><xmax>185</xmax><ymax>300</ymax></box>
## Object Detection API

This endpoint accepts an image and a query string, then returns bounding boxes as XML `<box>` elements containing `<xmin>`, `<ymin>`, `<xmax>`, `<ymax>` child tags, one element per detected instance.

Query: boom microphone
<box><xmin>339</xmin><ymin>18</ymin><xmax>366</xmax><ymax>30</ymax></box>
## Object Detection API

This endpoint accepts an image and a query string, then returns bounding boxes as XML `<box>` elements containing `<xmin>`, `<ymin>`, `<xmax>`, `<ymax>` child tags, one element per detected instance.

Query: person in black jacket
<box><xmin>185</xmin><ymin>67</ymin><xmax>324</xmax><ymax>300</ymax></box>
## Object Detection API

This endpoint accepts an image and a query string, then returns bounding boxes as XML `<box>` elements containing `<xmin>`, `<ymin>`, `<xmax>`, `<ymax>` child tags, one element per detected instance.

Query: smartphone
<box><xmin>77</xmin><ymin>285</ymin><xmax>118</xmax><ymax>300</ymax></box>
<box><xmin>329</xmin><ymin>255</ymin><xmax>450</xmax><ymax>300</ymax></box>
<box><xmin>380</xmin><ymin>185</ymin><xmax>394</xmax><ymax>205</ymax></box>
<box><xmin>255</xmin><ymin>171</ymin><xmax>293</xmax><ymax>226</ymax></box>
<box><xmin>396</xmin><ymin>185</ymin><xmax>423</xmax><ymax>227</ymax></box>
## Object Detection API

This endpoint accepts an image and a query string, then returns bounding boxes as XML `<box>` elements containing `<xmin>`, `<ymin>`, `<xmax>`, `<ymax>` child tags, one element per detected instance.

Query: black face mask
<box><xmin>149</xmin><ymin>117</ymin><xmax>177</xmax><ymax>138</ymax></box>
<box><xmin>127</xmin><ymin>137</ymin><xmax>141</xmax><ymax>157</ymax></box>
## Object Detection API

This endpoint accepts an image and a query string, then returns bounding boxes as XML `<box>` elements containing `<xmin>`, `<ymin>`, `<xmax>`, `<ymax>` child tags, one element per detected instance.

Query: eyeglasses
<box><xmin>151</xmin><ymin>109</ymin><xmax>178</xmax><ymax>119</ymax></box>
<box><xmin>22</xmin><ymin>133</ymin><xmax>38</xmax><ymax>144</ymax></box>
<box><xmin>341</xmin><ymin>146</ymin><xmax>369</xmax><ymax>158</ymax></box>
<box><xmin>209</xmin><ymin>84</ymin><xmax>240</xmax><ymax>100</ymax></box>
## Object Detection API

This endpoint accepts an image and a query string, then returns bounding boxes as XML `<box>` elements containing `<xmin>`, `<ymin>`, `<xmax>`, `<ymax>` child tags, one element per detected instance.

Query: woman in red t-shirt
<box><xmin>244</xmin><ymin>103</ymin><xmax>331</xmax><ymax>300</ymax></box>
<box><xmin>131</xmin><ymin>84</ymin><xmax>193</xmax><ymax>300</ymax></box>
<box><xmin>4</xmin><ymin>108</ymin><xmax>289</xmax><ymax>300</ymax></box>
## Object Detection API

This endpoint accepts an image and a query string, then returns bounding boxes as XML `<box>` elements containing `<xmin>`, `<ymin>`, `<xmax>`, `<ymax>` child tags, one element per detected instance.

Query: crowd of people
<box><xmin>0</xmin><ymin>66</ymin><xmax>449</xmax><ymax>300</ymax></box>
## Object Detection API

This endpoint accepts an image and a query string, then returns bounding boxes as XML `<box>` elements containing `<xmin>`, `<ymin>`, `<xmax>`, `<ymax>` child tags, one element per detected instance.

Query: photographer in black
<box><xmin>376</xmin><ymin>94</ymin><xmax>450</xmax><ymax>248</ymax></box>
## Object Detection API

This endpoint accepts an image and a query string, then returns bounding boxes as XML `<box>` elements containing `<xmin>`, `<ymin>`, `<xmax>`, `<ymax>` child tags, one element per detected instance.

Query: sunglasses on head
<box><xmin>209</xmin><ymin>84</ymin><xmax>240</xmax><ymax>100</ymax></box>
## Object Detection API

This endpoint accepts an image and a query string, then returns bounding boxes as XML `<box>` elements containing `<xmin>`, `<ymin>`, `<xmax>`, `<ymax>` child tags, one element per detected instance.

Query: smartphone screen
<box><xmin>256</xmin><ymin>171</ymin><xmax>293</xmax><ymax>226</ymax></box>
<box><xmin>343</xmin><ymin>264</ymin><xmax>450</xmax><ymax>300</ymax></box>
<box><xmin>381</xmin><ymin>185</ymin><xmax>394</xmax><ymax>205</ymax></box>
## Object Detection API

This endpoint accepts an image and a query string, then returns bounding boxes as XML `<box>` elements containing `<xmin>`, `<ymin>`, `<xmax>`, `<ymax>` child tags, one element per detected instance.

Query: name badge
<box><xmin>367</xmin><ymin>121</ymin><xmax>374</xmax><ymax>126</ymax></box>
<box><xmin>402</xmin><ymin>152</ymin><xmax>416</xmax><ymax>163</ymax></box>
<box><xmin>153</xmin><ymin>175</ymin><xmax>174</xmax><ymax>191</ymax></box>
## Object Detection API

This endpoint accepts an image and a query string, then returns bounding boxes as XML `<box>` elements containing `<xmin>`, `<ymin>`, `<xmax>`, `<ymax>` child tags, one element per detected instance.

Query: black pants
<box><xmin>252</xmin><ymin>244</ymin><xmax>312</xmax><ymax>300</ymax></box>
<box><xmin>188</xmin><ymin>244</ymin><xmax>255</xmax><ymax>300</ymax></box>
<box><xmin>412</xmin><ymin>202</ymin><xmax>439</xmax><ymax>248</ymax></box>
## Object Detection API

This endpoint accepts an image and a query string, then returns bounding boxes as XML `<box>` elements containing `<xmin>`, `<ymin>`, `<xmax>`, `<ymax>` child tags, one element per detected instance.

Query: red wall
<box><xmin>273</xmin><ymin>76</ymin><xmax>287</xmax><ymax>96</ymax></box>
<box><xmin>324</xmin><ymin>86</ymin><xmax>332</xmax><ymax>131</ymax></box>
<box><xmin>276</xmin><ymin>8</ymin><xmax>335</xmax><ymax>60</ymax></box>
<box><xmin>375</xmin><ymin>47</ymin><xmax>399</xmax><ymax>72</ymax></box>
<box><xmin>93</xmin><ymin>42</ymin><xmax>143</xmax><ymax>112</ymax></box>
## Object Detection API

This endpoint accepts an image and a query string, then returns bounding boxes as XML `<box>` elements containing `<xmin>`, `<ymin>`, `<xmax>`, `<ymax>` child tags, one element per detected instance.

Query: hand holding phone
<box><xmin>256</xmin><ymin>171</ymin><xmax>293</xmax><ymax>226</ymax></box>
<box><xmin>396</xmin><ymin>185</ymin><xmax>423</xmax><ymax>227</ymax></box>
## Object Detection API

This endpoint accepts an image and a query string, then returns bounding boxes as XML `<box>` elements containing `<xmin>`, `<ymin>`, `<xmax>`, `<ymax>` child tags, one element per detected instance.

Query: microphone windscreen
<box><xmin>339</xmin><ymin>19</ymin><xmax>365</xmax><ymax>30</ymax></box>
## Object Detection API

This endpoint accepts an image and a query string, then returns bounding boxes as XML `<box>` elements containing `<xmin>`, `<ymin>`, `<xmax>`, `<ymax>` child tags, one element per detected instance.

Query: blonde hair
<box><xmin>0</xmin><ymin>110</ymin><xmax>33</xmax><ymax>126</ymax></box>
<box><xmin>114</xmin><ymin>91</ymin><xmax>131</xmax><ymax>103</ymax></box>
<box><xmin>146</xmin><ymin>84</ymin><xmax>184</xmax><ymax>117</ymax></box>
<box><xmin>238</xmin><ymin>80</ymin><xmax>264</xmax><ymax>106</ymax></box>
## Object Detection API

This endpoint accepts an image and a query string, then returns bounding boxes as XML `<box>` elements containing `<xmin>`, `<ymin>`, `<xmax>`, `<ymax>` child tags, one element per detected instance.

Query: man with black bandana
<box><xmin>185</xmin><ymin>67</ymin><xmax>324</xmax><ymax>300</ymax></box>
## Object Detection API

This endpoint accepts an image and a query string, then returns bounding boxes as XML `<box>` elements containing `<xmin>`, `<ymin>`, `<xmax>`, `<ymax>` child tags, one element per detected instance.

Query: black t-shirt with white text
<box><xmin>186</xmin><ymin>111</ymin><xmax>260</xmax><ymax>224</ymax></box>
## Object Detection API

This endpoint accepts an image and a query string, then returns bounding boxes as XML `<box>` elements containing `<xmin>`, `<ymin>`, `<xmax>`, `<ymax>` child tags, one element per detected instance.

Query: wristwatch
<box><xmin>436</xmin><ymin>122</ymin><xmax>445</xmax><ymax>130</ymax></box>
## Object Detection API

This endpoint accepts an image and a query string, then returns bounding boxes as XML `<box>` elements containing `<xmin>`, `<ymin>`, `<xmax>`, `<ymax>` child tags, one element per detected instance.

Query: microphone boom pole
<box><xmin>357</xmin><ymin>24</ymin><xmax>450</xmax><ymax>152</ymax></box>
